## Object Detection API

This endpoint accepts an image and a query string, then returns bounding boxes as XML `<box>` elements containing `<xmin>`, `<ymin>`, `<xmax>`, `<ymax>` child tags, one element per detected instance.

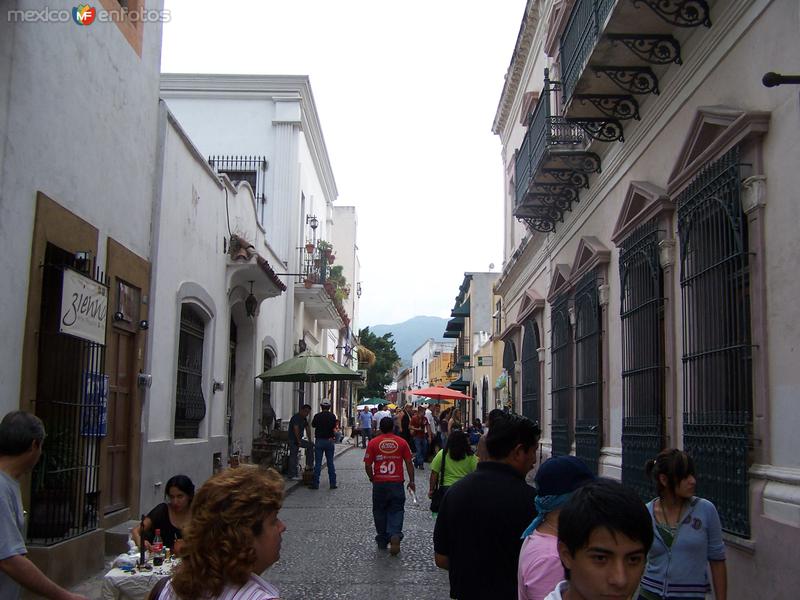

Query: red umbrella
<box><xmin>408</xmin><ymin>386</ymin><xmax>472</xmax><ymax>400</ymax></box>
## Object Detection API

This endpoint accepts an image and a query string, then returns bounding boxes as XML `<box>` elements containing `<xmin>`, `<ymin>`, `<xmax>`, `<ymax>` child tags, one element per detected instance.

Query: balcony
<box><xmin>294</xmin><ymin>243</ymin><xmax>350</xmax><ymax>329</ymax></box>
<box><xmin>559</xmin><ymin>0</ymin><xmax>713</xmax><ymax>142</ymax></box>
<box><xmin>514</xmin><ymin>70</ymin><xmax>601</xmax><ymax>233</ymax></box>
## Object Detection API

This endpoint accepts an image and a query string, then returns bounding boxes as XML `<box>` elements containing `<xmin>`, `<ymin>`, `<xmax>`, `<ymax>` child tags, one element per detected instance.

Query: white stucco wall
<box><xmin>0</xmin><ymin>1</ymin><xmax>164</xmax><ymax>415</ymax></box>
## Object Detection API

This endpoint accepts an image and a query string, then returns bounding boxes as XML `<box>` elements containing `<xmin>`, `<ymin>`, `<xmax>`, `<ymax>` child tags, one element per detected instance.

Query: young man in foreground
<box><xmin>546</xmin><ymin>478</ymin><xmax>654</xmax><ymax>600</ymax></box>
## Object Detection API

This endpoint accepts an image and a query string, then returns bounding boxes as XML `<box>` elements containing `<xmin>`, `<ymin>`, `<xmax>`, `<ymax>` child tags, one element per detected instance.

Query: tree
<box><xmin>358</xmin><ymin>326</ymin><xmax>400</xmax><ymax>400</ymax></box>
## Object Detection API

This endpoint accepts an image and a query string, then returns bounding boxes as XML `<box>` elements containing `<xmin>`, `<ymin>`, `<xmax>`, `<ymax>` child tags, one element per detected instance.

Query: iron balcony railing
<box><xmin>560</xmin><ymin>0</ymin><xmax>616</xmax><ymax>104</ymax></box>
<box><xmin>514</xmin><ymin>72</ymin><xmax>585</xmax><ymax>208</ymax></box>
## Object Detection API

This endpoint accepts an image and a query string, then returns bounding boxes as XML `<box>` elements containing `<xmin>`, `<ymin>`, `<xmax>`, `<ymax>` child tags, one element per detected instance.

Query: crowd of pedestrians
<box><xmin>1</xmin><ymin>406</ymin><xmax>728</xmax><ymax>600</ymax></box>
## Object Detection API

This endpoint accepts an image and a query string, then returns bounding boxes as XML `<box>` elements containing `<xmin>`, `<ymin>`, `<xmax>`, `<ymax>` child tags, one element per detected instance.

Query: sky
<box><xmin>160</xmin><ymin>0</ymin><xmax>527</xmax><ymax>326</ymax></box>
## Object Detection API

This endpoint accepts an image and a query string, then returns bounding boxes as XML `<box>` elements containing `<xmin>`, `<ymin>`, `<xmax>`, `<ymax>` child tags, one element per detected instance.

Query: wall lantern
<box><xmin>245</xmin><ymin>280</ymin><xmax>258</xmax><ymax>318</ymax></box>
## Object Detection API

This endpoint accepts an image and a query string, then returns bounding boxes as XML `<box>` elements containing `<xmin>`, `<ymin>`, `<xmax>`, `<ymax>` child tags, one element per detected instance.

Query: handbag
<box><xmin>429</xmin><ymin>450</ymin><xmax>449</xmax><ymax>512</ymax></box>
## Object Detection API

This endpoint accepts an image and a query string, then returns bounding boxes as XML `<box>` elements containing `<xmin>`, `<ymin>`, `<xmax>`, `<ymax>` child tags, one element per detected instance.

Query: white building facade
<box><xmin>0</xmin><ymin>0</ymin><xmax>165</xmax><ymax>586</ymax></box>
<box><xmin>159</xmin><ymin>74</ymin><xmax>358</xmax><ymax>430</ymax></box>
<box><xmin>493</xmin><ymin>0</ymin><xmax>800</xmax><ymax>596</ymax></box>
<box><xmin>411</xmin><ymin>339</ymin><xmax>457</xmax><ymax>389</ymax></box>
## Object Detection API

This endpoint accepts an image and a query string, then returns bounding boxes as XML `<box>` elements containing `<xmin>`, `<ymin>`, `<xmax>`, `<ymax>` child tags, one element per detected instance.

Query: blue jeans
<box><xmin>372</xmin><ymin>481</ymin><xmax>405</xmax><ymax>546</ymax></box>
<box><xmin>360</xmin><ymin>428</ymin><xmax>371</xmax><ymax>448</ymax></box>
<box><xmin>413</xmin><ymin>437</ymin><xmax>428</xmax><ymax>467</ymax></box>
<box><xmin>313</xmin><ymin>438</ymin><xmax>336</xmax><ymax>487</ymax></box>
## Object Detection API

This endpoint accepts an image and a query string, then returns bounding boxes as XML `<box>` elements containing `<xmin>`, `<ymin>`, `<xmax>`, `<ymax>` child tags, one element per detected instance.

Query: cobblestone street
<box><xmin>267</xmin><ymin>446</ymin><xmax>451</xmax><ymax>600</ymax></box>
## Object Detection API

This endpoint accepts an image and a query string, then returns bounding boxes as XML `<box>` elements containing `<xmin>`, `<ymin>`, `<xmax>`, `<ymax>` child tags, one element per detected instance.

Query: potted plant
<box><xmin>305</xmin><ymin>241</ymin><xmax>315</xmax><ymax>254</ymax></box>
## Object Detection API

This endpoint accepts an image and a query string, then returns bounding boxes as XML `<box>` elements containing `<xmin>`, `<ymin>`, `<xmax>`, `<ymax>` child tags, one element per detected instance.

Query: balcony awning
<box><xmin>451</xmin><ymin>298</ymin><xmax>470</xmax><ymax>317</ymax></box>
<box><xmin>445</xmin><ymin>317</ymin><xmax>465</xmax><ymax>332</ymax></box>
<box><xmin>443</xmin><ymin>331</ymin><xmax>460</xmax><ymax>338</ymax></box>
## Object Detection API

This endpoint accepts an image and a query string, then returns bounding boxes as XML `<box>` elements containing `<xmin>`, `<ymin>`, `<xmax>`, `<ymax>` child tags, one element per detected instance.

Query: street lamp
<box><xmin>306</xmin><ymin>214</ymin><xmax>319</xmax><ymax>243</ymax></box>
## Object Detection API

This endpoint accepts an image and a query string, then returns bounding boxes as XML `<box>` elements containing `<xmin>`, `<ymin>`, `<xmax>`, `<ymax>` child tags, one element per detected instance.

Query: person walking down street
<box><xmin>438</xmin><ymin>408</ymin><xmax>451</xmax><ymax>448</ymax></box>
<box><xmin>288</xmin><ymin>404</ymin><xmax>314</xmax><ymax>481</ymax></box>
<box><xmin>399</xmin><ymin>403</ymin><xmax>414</xmax><ymax>448</ymax></box>
<box><xmin>370</xmin><ymin>407</ymin><xmax>379</xmax><ymax>439</ymax></box>
<box><xmin>639</xmin><ymin>449</ymin><xmax>727</xmax><ymax>600</ymax></box>
<box><xmin>428</xmin><ymin>431</ymin><xmax>477</xmax><ymax>516</ymax></box>
<box><xmin>159</xmin><ymin>466</ymin><xmax>286</xmax><ymax>600</ymax></box>
<box><xmin>357</xmin><ymin>408</ymin><xmax>373</xmax><ymax>449</ymax></box>
<box><xmin>410</xmin><ymin>405</ymin><xmax>432</xmax><ymax>470</ymax></box>
<box><xmin>433</xmin><ymin>414</ymin><xmax>540</xmax><ymax>600</ymax></box>
<box><xmin>311</xmin><ymin>402</ymin><xmax>338</xmax><ymax>490</ymax></box>
<box><xmin>364</xmin><ymin>417</ymin><xmax>415</xmax><ymax>556</ymax></box>
<box><xmin>0</xmin><ymin>411</ymin><xmax>90</xmax><ymax>600</ymax></box>
<box><xmin>476</xmin><ymin>408</ymin><xmax>506</xmax><ymax>462</ymax></box>
<box><xmin>518</xmin><ymin>456</ymin><xmax>595</xmax><ymax>600</ymax></box>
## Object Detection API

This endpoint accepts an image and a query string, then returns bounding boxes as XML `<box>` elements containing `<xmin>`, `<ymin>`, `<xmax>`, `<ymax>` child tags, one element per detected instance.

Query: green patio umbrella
<box><xmin>257</xmin><ymin>351</ymin><xmax>363</xmax><ymax>383</ymax></box>
<box><xmin>360</xmin><ymin>398</ymin><xmax>381</xmax><ymax>406</ymax></box>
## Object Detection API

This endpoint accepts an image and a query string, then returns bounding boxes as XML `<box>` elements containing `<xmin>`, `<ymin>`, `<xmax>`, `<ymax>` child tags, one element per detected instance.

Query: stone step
<box><xmin>105</xmin><ymin>519</ymin><xmax>140</xmax><ymax>556</ymax></box>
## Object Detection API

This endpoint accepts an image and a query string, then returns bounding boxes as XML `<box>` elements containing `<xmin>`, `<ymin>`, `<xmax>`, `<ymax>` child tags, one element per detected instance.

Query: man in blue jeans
<box><xmin>357</xmin><ymin>408</ymin><xmax>373</xmax><ymax>448</ymax></box>
<box><xmin>311</xmin><ymin>401</ymin><xmax>338</xmax><ymax>489</ymax></box>
<box><xmin>364</xmin><ymin>417</ymin><xmax>415</xmax><ymax>555</ymax></box>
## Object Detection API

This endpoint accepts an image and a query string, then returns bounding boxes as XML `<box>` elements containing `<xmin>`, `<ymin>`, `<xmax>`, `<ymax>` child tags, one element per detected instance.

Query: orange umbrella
<box><xmin>408</xmin><ymin>386</ymin><xmax>471</xmax><ymax>400</ymax></box>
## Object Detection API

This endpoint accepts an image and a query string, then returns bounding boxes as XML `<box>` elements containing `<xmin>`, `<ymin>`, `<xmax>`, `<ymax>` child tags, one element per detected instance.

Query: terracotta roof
<box><xmin>230</xmin><ymin>234</ymin><xmax>287</xmax><ymax>292</ymax></box>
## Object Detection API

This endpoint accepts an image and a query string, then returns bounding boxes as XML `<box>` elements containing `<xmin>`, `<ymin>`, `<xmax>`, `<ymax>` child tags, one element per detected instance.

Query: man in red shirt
<box><xmin>364</xmin><ymin>416</ymin><xmax>415</xmax><ymax>556</ymax></box>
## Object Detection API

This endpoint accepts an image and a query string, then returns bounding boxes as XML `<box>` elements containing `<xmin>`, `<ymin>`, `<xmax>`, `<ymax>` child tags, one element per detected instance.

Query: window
<box><xmin>502</xmin><ymin>340</ymin><xmax>517</xmax><ymax>410</ymax></box>
<box><xmin>678</xmin><ymin>145</ymin><xmax>752</xmax><ymax>537</ymax></box>
<box><xmin>495</xmin><ymin>300</ymin><xmax>503</xmax><ymax>335</ymax></box>
<box><xmin>521</xmin><ymin>319</ymin><xmax>540</xmax><ymax>423</ymax></box>
<box><xmin>208</xmin><ymin>156</ymin><xmax>268</xmax><ymax>224</ymax></box>
<box><xmin>550</xmin><ymin>297</ymin><xmax>572</xmax><ymax>456</ymax></box>
<box><xmin>619</xmin><ymin>219</ymin><xmax>666</xmax><ymax>500</ymax></box>
<box><xmin>175</xmin><ymin>305</ymin><xmax>207</xmax><ymax>438</ymax></box>
<box><xmin>574</xmin><ymin>271</ymin><xmax>602</xmax><ymax>474</ymax></box>
<box><xmin>261</xmin><ymin>350</ymin><xmax>276</xmax><ymax>434</ymax></box>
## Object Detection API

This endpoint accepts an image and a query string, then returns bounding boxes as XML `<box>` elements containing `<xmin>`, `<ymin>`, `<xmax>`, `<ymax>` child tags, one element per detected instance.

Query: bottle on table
<box><xmin>151</xmin><ymin>528</ymin><xmax>165</xmax><ymax>566</ymax></box>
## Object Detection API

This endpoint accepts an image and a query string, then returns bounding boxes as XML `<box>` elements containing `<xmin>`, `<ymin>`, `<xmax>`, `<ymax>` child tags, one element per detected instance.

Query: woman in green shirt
<box><xmin>428</xmin><ymin>431</ymin><xmax>477</xmax><ymax>514</ymax></box>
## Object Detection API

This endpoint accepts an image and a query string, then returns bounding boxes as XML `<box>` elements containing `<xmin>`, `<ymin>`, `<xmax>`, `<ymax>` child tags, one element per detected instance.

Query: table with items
<box><xmin>101</xmin><ymin>555</ymin><xmax>177</xmax><ymax>600</ymax></box>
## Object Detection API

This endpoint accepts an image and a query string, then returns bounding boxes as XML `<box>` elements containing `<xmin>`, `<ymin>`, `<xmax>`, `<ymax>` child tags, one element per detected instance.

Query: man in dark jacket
<box><xmin>311</xmin><ymin>401</ymin><xmax>338</xmax><ymax>490</ymax></box>
<box><xmin>433</xmin><ymin>413</ymin><xmax>540</xmax><ymax>600</ymax></box>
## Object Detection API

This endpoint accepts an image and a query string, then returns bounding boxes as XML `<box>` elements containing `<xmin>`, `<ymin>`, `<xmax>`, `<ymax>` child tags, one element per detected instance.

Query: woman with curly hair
<box><xmin>156</xmin><ymin>465</ymin><xmax>286</xmax><ymax>600</ymax></box>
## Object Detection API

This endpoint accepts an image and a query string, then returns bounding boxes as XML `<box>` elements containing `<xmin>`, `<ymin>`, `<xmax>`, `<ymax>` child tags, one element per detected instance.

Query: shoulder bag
<box><xmin>429</xmin><ymin>450</ymin><xmax>449</xmax><ymax>513</ymax></box>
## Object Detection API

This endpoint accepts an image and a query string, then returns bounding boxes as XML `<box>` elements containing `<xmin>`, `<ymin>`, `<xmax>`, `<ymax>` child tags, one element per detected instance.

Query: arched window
<box><xmin>574</xmin><ymin>271</ymin><xmax>602</xmax><ymax>474</ymax></box>
<box><xmin>551</xmin><ymin>297</ymin><xmax>572</xmax><ymax>456</ymax></box>
<box><xmin>175</xmin><ymin>304</ymin><xmax>207</xmax><ymax>439</ymax></box>
<box><xmin>261</xmin><ymin>349</ymin><xmax>276</xmax><ymax>434</ymax></box>
<box><xmin>521</xmin><ymin>319</ymin><xmax>540</xmax><ymax>424</ymax></box>
<box><xmin>619</xmin><ymin>218</ymin><xmax>666</xmax><ymax>500</ymax></box>
<box><xmin>502</xmin><ymin>340</ymin><xmax>517</xmax><ymax>410</ymax></box>
<box><xmin>678</xmin><ymin>145</ymin><xmax>752</xmax><ymax>537</ymax></box>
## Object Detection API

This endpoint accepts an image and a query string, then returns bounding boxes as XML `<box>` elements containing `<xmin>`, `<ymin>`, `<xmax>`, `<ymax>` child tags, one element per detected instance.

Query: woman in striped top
<box><xmin>157</xmin><ymin>465</ymin><xmax>286</xmax><ymax>600</ymax></box>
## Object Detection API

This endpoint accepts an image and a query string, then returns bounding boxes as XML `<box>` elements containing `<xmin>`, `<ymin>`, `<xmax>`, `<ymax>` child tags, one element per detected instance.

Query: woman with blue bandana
<box><xmin>518</xmin><ymin>456</ymin><xmax>595</xmax><ymax>600</ymax></box>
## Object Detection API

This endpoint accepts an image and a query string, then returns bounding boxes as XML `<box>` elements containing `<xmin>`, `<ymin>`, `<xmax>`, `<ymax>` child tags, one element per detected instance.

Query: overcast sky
<box><xmin>160</xmin><ymin>0</ymin><xmax>527</xmax><ymax>327</ymax></box>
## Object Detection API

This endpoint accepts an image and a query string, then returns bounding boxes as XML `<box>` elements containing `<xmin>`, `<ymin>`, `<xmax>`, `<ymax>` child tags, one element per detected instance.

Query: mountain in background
<box><xmin>369</xmin><ymin>315</ymin><xmax>449</xmax><ymax>369</ymax></box>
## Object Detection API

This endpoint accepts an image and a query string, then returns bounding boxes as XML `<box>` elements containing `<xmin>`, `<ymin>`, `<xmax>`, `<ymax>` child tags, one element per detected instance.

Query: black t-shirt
<box><xmin>433</xmin><ymin>462</ymin><xmax>537</xmax><ymax>600</ymax></box>
<box><xmin>288</xmin><ymin>413</ymin><xmax>307</xmax><ymax>444</ymax></box>
<box><xmin>145</xmin><ymin>502</ymin><xmax>182</xmax><ymax>550</ymax></box>
<box><xmin>311</xmin><ymin>410</ymin><xmax>337</xmax><ymax>439</ymax></box>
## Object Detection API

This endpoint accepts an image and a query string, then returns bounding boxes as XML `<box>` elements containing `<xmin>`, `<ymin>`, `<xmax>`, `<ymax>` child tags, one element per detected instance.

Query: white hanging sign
<box><xmin>60</xmin><ymin>268</ymin><xmax>108</xmax><ymax>345</ymax></box>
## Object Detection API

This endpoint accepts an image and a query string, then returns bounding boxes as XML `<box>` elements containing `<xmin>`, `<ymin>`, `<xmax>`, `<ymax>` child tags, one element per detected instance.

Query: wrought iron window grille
<box><xmin>208</xmin><ymin>155</ymin><xmax>268</xmax><ymax>221</ymax></box>
<box><xmin>551</xmin><ymin>296</ymin><xmax>573</xmax><ymax>456</ymax></box>
<box><xmin>31</xmin><ymin>244</ymin><xmax>108</xmax><ymax>545</ymax></box>
<box><xmin>521</xmin><ymin>320</ymin><xmax>541</xmax><ymax>425</ymax></box>
<box><xmin>619</xmin><ymin>219</ymin><xmax>667</xmax><ymax>501</ymax></box>
<box><xmin>677</xmin><ymin>145</ymin><xmax>753</xmax><ymax>538</ymax></box>
<box><xmin>175</xmin><ymin>304</ymin><xmax>207</xmax><ymax>439</ymax></box>
<box><xmin>574</xmin><ymin>270</ymin><xmax>603</xmax><ymax>474</ymax></box>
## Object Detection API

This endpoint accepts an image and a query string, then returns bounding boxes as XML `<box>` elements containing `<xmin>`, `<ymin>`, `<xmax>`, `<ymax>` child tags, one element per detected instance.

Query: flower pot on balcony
<box><xmin>304</xmin><ymin>278</ymin><xmax>314</xmax><ymax>289</ymax></box>
<box><xmin>328</xmin><ymin>254</ymin><xmax>336</xmax><ymax>264</ymax></box>
<box><xmin>305</xmin><ymin>243</ymin><xmax>315</xmax><ymax>254</ymax></box>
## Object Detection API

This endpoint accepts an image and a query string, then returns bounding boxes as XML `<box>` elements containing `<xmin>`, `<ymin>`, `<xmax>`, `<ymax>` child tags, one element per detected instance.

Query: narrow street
<box><xmin>267</xmin><ymin>447</ymin><xmax>451</xmax><ymax>600</ymax></box>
